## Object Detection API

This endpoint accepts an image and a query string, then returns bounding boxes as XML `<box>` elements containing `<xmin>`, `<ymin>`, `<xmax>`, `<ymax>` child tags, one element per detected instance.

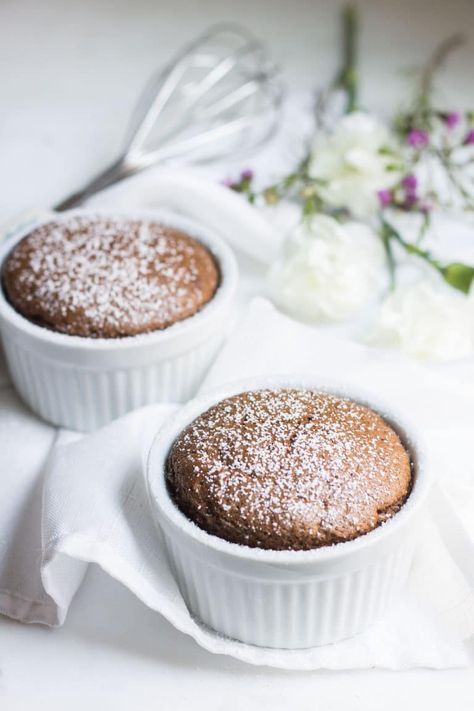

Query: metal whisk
<box><xmin>54</xmin><ymin>24</ymin><xmax>283</xmax><ymax>211</ymax></box>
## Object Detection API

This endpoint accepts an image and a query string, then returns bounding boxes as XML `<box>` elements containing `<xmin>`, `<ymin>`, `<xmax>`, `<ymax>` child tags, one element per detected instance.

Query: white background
<box><xmin>0</xmin><ymin>1</ymin><xmax>473</xmax><ymax>708</ymax></box>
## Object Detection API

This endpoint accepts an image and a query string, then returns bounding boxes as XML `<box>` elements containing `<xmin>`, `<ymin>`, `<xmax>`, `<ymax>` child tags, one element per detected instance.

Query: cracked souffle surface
<box><xmin>166</xmin><ymin>388</ymin><xmax>412</xmax><ymax>551</ymax></box>
<box><xmin>2</xmin><ymin>216</ymin><xmax>219</xmax><ymax>338</ymax></box>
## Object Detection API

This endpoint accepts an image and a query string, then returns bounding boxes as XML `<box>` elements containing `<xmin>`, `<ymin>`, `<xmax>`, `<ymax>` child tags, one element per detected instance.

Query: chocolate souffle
<box><xmin>2</xmin><ymin>216</ymin><xmax>219</xmax><ymax>338</ymax></box>
<box><xmin>166</xmin><ymin>388</ymin><xmax>412</xmax><ymax>551</ymax></box>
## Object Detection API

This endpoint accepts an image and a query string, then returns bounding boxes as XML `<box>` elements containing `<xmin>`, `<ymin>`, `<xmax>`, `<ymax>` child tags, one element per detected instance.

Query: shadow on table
<box><xmin>59</xmin><ymin>564</ymin><xmax>327</xmax><ymax>676</ymax></box>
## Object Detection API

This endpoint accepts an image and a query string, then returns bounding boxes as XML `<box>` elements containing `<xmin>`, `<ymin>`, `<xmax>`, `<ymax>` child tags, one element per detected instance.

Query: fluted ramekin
<box><xmin>146</xmin><ymin>375</ymin><xmax>430</xmax><ymax>650</ymax></box>
<box><xmin>0</xmin><ymin>209</ymin><xmax>238</xmax><ymax>431</ymax></box>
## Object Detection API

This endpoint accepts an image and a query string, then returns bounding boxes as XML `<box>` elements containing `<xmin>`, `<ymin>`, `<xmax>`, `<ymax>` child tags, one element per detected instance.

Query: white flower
<box><xmin>268</xmin><ymin>214</ymin><xmax>386</xmax><ymax>323</ymax></box>
<box><xmin>372</xmin><ymin>279</ymin><xmax>474</xmax><ymax>362</ymax></box>
<box><xmin>308</xmin><ymin>112</ymin><xmax>400</xmax><ymax>219</ymax></box>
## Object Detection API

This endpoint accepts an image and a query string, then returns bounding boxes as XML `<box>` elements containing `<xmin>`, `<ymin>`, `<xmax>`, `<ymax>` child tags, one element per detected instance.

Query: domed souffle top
<box><xmin>2</xmin><ymin>216</ymin><xmax>219</xmax><ymax>338</ymax></box>
<box><xmin>166</xmin><ymin>388</ymin><xmax>412</xmax><ymax>551</ymax></box>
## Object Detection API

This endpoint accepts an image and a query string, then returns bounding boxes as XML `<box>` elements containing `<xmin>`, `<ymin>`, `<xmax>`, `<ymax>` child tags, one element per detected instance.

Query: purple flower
<box><xmin>222</xmin><ymin>177</ymin><xmax>234</xmax><ymax>187</ymax></box>
<box><xmin>407</xmin><ymin>129</ymin><xmax>429</xmax><ymax>148</ymax></box>
<box><xmin>464</xmin><ymin>129</ymin><xmax>474</xmax><ymax>145</ymax></box>
<box><xmin>444</xmin><ymin>111</ymin><xmax>461</xmax><ymax>129</ymax></box>
<box><xmin>401</xmin><ymin>174</ymin><xmax>418</xmax><ymax>208</ymax></box>
<box><xmin>402</xmin><ymin>174</ymin><xmax>417</xmax><ymax>191</ymax></box>
<box><xmin>377</xmin><ymin>189</ymin><xmax>392</xmax><ymax>208</ymax></box>
<box><xmin>404</xmin><ymin>193</ymin><xmax>418</xmax><ymax>209</ymax></box>
<box><xmin>240</xmin><ymin>169</ymin><xmax>254</xmax><ymax>180</ymax></box>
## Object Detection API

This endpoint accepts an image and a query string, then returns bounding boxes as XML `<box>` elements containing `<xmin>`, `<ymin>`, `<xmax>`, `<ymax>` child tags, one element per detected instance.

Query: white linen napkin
<box><xmin>1</xmin><ymin>91</ymin><xmax>473</xmax><ymax>669</ymax></box>
<box><xmin>1</xmin><ymin>297</ymin><xmax>473</xmax><ymax>670</ymax></box>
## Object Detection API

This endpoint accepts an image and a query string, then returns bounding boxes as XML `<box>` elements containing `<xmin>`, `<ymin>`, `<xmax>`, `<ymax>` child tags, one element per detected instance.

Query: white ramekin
<box><xmin>146</xmin><ymin>375</ymin><xmax>430</xmax><ymax>650</ymax></box>
<box><xmin>0</xmin><ymin>209</ymin><xmax>238</xmax><ymax>431</ymax></box>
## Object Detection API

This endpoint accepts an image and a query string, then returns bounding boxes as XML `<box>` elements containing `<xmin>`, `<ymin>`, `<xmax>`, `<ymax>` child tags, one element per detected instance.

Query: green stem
<box><xmin>336</xmin><ymin>4</ymin><xmax>359</xmax><ymax>113</ymax></box>
<box><xmin>381</xmin><ymin>217</ymin><xmax>442</xmax><ymax>273</ymax></box>
<box><xmin>413</xmin><ymin>33</ymin><xmax>465</xmax><ymax>128</ymax></box>
<box><xmin>417</xmin><ymin>210</ymin><xmax>431</xmax><ymax>245</ymax></box>
<box><xmin>381</xmin><ymin>217</ymin><xmax>474</xmax><ymax>294</ymax></box>
<box><xmin>435</xmin><ymin>148</ymin><xmax>474</xmax><ymax>210</ymax></box>
<box><xmin>380</xmin><ymin>221</ymin><xmax>396</xmax><ymax>288</ymax></box>
<box><xmin>419</xmin><ymin>34</ymin><xmax>465</xmax><ymax>100</ymax></box>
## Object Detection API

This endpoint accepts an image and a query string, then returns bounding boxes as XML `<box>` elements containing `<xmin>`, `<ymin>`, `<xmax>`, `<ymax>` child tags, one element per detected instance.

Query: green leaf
<box><xmin>441</xmin><ymin>262</ymin><xmax>474</xmax><ymax>294</ymax></box>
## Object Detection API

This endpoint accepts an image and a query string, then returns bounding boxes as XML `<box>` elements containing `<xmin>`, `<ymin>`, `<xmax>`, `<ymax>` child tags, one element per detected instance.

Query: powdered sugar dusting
<box><xmin>167</xmin><ymin>388</ymin><xmax>412</xmax><ymax>551</ymax></box>
<box><xmin>3</xmin><ymin>216</ymin><xmax>219</xmax><ymax>338</ymax></box>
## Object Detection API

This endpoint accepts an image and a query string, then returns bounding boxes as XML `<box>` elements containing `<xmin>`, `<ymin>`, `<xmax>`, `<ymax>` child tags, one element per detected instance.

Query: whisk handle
<box><xmin>54</xmin><ymin>158</ymin><xmax>137</xmax><ymax>212</ymax></box>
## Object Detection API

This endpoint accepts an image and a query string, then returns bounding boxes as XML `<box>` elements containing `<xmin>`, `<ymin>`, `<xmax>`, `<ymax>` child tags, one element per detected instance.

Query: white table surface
<box><xmin>0</xmin><ymin>1</ymin><xmax>473</xmax><ymax>708</ymax></box>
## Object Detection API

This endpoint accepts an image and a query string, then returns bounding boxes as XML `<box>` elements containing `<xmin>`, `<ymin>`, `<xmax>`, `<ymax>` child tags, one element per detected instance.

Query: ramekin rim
<box><xmin>146</xmin><ymin>374</ymin><xmax>431</xmax><ymax>564</ymax></box>
<box><xmin>0</xmin><ymin>207</ymin><xmax>238</xmax><ymax>350</ymax></box>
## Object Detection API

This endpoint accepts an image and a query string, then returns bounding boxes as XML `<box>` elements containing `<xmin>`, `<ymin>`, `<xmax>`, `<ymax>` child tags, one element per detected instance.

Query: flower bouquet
<box><xmin>226</xmin><ymin>6</ymin><xmax>474</xmax><ymax>362</ymax></box>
